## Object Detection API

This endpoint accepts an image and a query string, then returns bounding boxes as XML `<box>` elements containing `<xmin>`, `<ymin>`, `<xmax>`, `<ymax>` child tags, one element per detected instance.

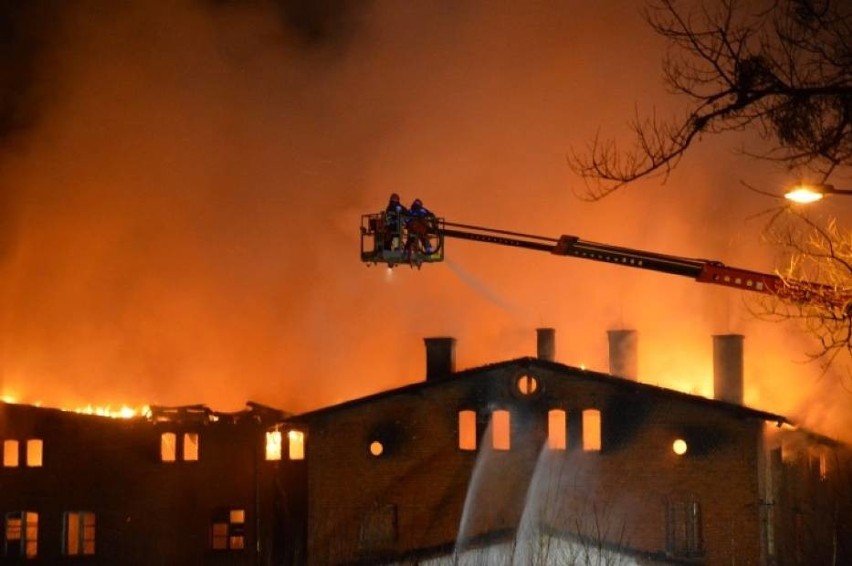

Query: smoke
<box><xmin>0</xmin><ymin>1</ymin><xmax>848</xmax><ymax>441</ymax></box>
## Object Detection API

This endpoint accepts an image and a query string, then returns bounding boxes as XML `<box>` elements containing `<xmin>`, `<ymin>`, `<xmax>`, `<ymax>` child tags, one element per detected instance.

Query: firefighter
<box><xmin>405</xmin><ymin>198</ymin><xmax>436</xmax><ymax>254</ymax></box>
<box><xmin>384</xmin><ymin>193</ymin><xmax>408</xmax><ymax>250</ymax></box>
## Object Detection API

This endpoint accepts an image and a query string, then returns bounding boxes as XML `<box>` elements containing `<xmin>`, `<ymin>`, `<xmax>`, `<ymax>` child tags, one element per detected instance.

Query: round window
<box><xmin>516</xmin><ymin>374</ymin><xmax>539</xmax><ymax>395</ymax></box>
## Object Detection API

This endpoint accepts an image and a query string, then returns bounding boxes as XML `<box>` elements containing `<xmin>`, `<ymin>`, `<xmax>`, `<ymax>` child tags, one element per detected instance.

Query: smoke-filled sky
<box><xmin>0</xmin><ymin>0</ymin><xmax>849</xmax><ymax>440</ymax></box>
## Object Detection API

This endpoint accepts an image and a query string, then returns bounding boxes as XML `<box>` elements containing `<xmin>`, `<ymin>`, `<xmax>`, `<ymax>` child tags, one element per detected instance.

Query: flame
<box><xmin>265</xmin><ymin>431</ymin><xmax>282</xmax><ymax>461</ymax></box>
<box><xmin>2</xmin><ymin>392</ymin><xmax>150</xmax><ymax>419</ymax></box>
<box><xmin>71</xmin><ymin>404</ymin><xmax>151</xmax><ymax>419</ymax></box>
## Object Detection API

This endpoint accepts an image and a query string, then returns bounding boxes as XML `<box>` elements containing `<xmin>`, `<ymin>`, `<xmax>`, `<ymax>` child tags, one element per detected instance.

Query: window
<box><xmin>63</xmin><ymin>512</ymin><xmax>95</xmax><ymax>556</ymax></box>
<box><xmin>4</xmin><ymin>511</ymin><xmax>38</xmax><ymax>558</ymax></box>
<box><xmin>516</xmin><ymin>374</ymin><xmax>539</xmax><ymax>395</ymax></box>
<box><xmin>547</xmin><ymin>409</ymin><xmax>567</xmax><ymax>450</ymax></box>
<box><xmin>3</xmin><ymin>440</ymin><xmax>18</xmax><ymax>467</ymax></box>
<box><xmin>582</xmin><ymin>409</ymin><xmax>601</xmax><ymax>452</ymax></box>
<box><xmin>808</xmin><ymin>450</ymin><xmax>828</xmax><ymax>481</ymax></box>
<box><xmin>26</xmin><ymin>440</ymin><xmax>42</xmax><ymax>467</ymax></box>
<box><xmin>492</xmin><ymin>410</ymin><xmax>511</xmax><ymax>451</ymax></box>
<box><xmin>666</xmin><ymin>496</ymin><xmax>703</xmax><ymax>557</ymax></box>
<box><xmin>161</xmin><ymin>432</ymin><xmax>199</xmax><ymax>462</ymax></box>
<box><xmin>211</xmin><ymin>509</ymin><xmax>245</xmax><ymax>551</ymax></box>
<box><xmin>161</xmin><ymin>433</ymin><xmax>176</xmax><ymax>462</ymax></box>
<box><xmin>183</xmin><ymin>432</ymin><xmax>199</xmax><ymax>461</ymax></box>
<box><xmin>458</xmin><ymin>410</ymin><xmax>477</xmax><ymax>451</ymax></box>
<box><xmin>265</xmin><ymin>431</ymin><xmax>282</xmax><ymax>461</ymax></box>
<box><xmin>369</xmin><ymin>441</ymin><xmax>384</xmax><ymax>457</ymax></box>
<box><xmin>288</xmin><ymin>430</ymin><xmax>305</xmax><ymax>460</ymax></box>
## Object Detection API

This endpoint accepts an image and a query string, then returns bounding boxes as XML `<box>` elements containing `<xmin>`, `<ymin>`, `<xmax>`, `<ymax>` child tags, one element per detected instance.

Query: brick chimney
<box><xmin>608</xmin><ymin>329</ymin><xmax>638</xmax><ymax>380</ymax></box>
<box><xmin>424</xmin><ymin>337</ymin><xmax>456</xmax><ymax>381</ymax></box>
<box><xmin>536</xmin><ymin>328</ymin><xmax>556</xmax><ymax>361</ymax></box>
<box><xmin>713</xmin><ymin>334</ymin><xmax>744</xmax><ymax>404</ymax></box>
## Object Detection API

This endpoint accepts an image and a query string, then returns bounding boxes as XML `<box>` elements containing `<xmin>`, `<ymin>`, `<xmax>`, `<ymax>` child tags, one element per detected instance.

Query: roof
<box><xmin>286</xmin><ymin>356</ymin><xmax>788</xmax><ymax>425</ymax></box>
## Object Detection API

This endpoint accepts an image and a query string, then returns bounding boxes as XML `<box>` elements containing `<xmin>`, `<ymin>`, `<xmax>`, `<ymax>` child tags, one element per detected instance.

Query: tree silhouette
<box><xmin>570</xmin><ymin>0</ymin><xmax>851</xmax><ymax>368</ymax></box>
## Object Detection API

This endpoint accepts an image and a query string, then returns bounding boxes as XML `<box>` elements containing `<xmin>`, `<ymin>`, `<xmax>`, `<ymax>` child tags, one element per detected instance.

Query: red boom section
<box><xmin>440</xmin><ymin>222</ymin><xmax>848</xmax><ymax>311</ymax></box>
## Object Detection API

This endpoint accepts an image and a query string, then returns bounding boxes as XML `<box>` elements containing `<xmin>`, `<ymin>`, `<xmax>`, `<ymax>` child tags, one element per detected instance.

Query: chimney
<box><xmin>536</xmin><ymin>328</ymin><xmax>556</xmax><ymax>361</ymax></box>
<box><xmin>713</xmin><ymin>334</ymin><xmax>744</xmax><ymax>404</ymax></box>
<box><xmin>424</xmin><ymin>337</ymin><xmax>456</xmax><ymax>381</ymax></box>
<box><xmin>608</xmin><ymin>329</ymin><xmax>638</xmax><ymax>380</ymax></box>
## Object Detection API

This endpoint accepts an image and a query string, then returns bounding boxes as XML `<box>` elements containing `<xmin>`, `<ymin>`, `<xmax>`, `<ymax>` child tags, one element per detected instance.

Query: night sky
<box><xmin>0</xmin><ymin>1</ymin><xmax>849</xmax><ymax>440</ymax></box>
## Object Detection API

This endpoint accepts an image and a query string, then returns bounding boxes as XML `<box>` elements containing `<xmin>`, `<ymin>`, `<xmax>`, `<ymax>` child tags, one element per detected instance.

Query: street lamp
<box><xmin>784</xmin><ymin>183</ymin><xmax>852</xmax><ymax>203</ymax></box>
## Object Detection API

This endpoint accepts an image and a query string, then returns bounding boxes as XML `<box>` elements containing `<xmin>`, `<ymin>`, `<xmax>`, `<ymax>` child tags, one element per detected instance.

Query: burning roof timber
<box><xmin>146</xmin><ymin>401</ymin><xmax>289</xmax><ymax>424</ymax></box>
<box><xmin>0</xmin><ymin>400</ymin><xmax>290</xmax><ymax>426</ymax></box>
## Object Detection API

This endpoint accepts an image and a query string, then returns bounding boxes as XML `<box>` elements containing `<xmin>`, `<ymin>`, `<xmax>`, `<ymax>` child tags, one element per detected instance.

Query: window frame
<box><xmin>665</xmin><ymin>495</ymin><xmax>704</xmax><ymax>558</ymax></box>
<box><xmin>4</xmin><ymin>511</ymin><xmax>38</xmax><ymax>559</ymax></box>
<box><xmin>210</xmin><ymin>508</ymin><xmax>246</xmax><ymax>551</ymax></box>
<box><xmin>63</xmin><ymin>511</ymin><xmax>96</xmax><ymax>556</ymax></box>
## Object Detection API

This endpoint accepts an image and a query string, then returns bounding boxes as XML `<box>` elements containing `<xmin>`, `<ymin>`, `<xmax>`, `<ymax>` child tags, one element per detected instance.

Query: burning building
<box><xmin>0</xmin><ymin>401</ymin><xmax>292</xmax><ymax>565</ymax></box>
<box><xmin>1</xmin><ymin>329</ymin><xmax>850</xmax><ymax>565</ymax></box>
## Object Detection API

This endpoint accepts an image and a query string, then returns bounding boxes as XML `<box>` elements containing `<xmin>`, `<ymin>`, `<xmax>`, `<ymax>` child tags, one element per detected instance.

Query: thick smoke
<box><xmin>0</xmin><ymin>1</ymin><xmax>848</xmax><ymax>441</ymax></box>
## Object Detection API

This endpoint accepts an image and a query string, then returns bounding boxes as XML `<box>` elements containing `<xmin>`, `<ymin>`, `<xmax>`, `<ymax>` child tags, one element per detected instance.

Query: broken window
<box><xmin>3</xmin><ymin>440</ymin><xmax>18</xmax><ymax>467</ymax></box>
<box><xmin>265</xmin><ymin>431</ymin><xmax>282</xmax><ymax>461</ymax></box>
<box><xmin>4</xmin><ymin>511</ymin><xmax>38</xmax><ymax>558</ymax></box>
<box><xmin>25</xmin><ymin>440</ymin><xmax>42</xmax><ymax>467</ymax></box>
<box><xmin>665</xmin><ymin>496</ymin><xmax>703</xmax><ymax>557</ymax></box>
<box><xmin>458</xmin><ymin>410</ymin><xmax>477</xmax><ymax>451</ymax></box>
<box><xmin>63</xmin><ymin>511</ymin><xmax>95</xmax><ymax>556</ymax></box>
<box><xmin>547</xmin><ymin>409</ymin><xmax>567</xmax><ymax>450</ymax></box>
<box><xmin>160</xmin><ymin>432</ymin><xmax>177</xmax><ymax>462</ymax></box>
<box><xmin>582</xmin><ymin>409</ymin><xmax>601</xmax><ymax>452</ymax></box>
<box><xmin>211</xmin><ymin>509</ymin><xmax>245</xmax><ymax>551</ymax></box>
<box><xmin>182</xmin><ymin>432</ymin><xmax>199</xmax><ymax>461</ymax></box>
<box><xmin>288</xmin><ymin>430</ymin><xmax>305</xmax><ymax>460</ymax></box>
<box><xmin>492</xmin><ymin>410</ymin><xmax>511</xmax><ymax>451</ymax></box>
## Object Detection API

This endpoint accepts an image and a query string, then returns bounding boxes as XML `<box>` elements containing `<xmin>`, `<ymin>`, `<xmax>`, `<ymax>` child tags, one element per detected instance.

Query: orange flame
<box><xmin>70</xmin><ymin>405</ymin><xmax>151</xmax><ymax>419</ymax></box>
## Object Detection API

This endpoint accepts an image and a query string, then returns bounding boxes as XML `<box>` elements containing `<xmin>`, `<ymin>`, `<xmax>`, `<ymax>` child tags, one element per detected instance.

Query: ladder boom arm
<box><xmin>438</xmin><ymin>221</ymin><xmax>847</xmax><ymax>309</ymax></box>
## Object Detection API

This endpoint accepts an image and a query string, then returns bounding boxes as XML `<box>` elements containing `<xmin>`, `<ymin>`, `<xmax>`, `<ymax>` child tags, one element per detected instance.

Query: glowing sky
<box><xmin>0</xmin><ymin>0</ymin><xmax>849</xmax><ymax>441</ymax></box>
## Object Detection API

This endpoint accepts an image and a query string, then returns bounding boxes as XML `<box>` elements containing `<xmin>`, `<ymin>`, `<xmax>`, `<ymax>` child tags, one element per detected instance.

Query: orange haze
<box><xmin>0</xmin><ymin>1</ymin><xmax>849</xmax><ymax>442</ymax></box>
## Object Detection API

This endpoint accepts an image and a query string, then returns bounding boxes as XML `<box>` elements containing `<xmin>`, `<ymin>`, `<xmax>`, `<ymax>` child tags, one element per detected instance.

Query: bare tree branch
<box><xmin>569</xmin><ymin>0</ymin><xmax>852</xmax><ymax>368</ymax></box>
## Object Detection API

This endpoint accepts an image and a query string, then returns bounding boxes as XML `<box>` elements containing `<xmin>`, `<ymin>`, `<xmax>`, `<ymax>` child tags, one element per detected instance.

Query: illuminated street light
<box><xmin>784</xmin><ymin>183</ymin><xmax>852</xmax><ymax>204</ymax></box>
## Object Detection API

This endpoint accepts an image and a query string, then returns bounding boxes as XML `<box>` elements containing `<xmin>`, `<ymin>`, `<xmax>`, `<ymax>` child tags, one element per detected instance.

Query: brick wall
<box><xmin>298</xmin><ymin>361</ymin><xmax>766</xmax><ymax>564</ymax></box>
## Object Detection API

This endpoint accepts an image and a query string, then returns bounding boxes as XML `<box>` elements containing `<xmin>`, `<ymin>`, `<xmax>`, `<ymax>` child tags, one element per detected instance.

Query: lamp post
<box><xmin>784</xmin><ymin>183</ymin><xmax>852</xmax><ymax>204</ymax></box>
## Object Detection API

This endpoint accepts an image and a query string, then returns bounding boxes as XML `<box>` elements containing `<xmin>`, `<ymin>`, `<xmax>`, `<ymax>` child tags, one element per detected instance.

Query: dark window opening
<box><xmin>665</xmin><ymin>496</ymin><xmax>703</xmax><ymax>557</ymax></box>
